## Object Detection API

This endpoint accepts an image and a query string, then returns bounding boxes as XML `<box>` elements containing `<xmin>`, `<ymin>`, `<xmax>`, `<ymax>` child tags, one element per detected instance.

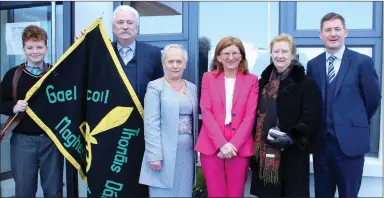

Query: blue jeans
<box><xmin>11</xmin><ymin>133</ymin><xmax>64</xmax><ymax>198</ymax></box>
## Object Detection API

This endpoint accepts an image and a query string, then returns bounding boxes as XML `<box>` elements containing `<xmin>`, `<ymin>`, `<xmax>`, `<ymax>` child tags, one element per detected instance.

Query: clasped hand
<box><xmin>149</xmin><ymin>160</ymin><xmax>161</xmax><ymax>171</ymax></box>
<box><xmin>217</xmin><ymin>143</ymin><xmax>237</xmax><ymax>159</ymax></box>
<box><xmin>267</xmin><ymin>131</ymin><xmax>292</xmax><ymax>150</ymax></box>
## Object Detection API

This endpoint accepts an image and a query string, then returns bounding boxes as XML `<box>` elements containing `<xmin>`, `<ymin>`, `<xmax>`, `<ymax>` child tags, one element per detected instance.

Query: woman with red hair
<box><xmin>195</xmin><ymin>36</ymin><xmax>259</xmax><ymax>197</ymax></box>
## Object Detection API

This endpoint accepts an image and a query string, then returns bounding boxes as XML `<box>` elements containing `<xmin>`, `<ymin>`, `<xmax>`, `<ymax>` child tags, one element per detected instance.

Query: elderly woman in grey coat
<box><xmin>139</xmin><ymin>44</ymin><xmax>198</xmax><ymax>197</ymax></box>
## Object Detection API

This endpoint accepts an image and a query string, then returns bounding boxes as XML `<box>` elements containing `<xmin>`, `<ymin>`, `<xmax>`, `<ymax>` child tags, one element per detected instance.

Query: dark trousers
<box><xmin>10</xmin><ymin>133</ymin><xmax>64</xmax><ymax>198</ymax></box>
<box><xmin>313</xmin><ymin>134</ymin><xmax>364</xmax><ymax>198</ymax></box>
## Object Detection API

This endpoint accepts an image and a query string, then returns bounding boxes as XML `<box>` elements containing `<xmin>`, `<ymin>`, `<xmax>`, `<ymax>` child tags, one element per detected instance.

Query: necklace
<box><xmin>164</xmin><ymin>77</ymin><xmax>183</xmax><ymax>92</ymax></box>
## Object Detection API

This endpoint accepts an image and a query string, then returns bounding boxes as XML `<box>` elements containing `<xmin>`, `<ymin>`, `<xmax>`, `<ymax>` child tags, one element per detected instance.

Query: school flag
<box><xmin>24</xmin><ymin>18</ymin><xmax>148</xmax><ymax>197</ymax></box>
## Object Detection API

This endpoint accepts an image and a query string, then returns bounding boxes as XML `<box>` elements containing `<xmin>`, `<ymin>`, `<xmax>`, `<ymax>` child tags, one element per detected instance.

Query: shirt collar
<box><xmin>326</xmin><ymin>45</ymin><xmax>345</xmax><ymax>61</ymax></box>
<box><xmin>117</xmin><ymin>40</ymin><xmax>136</xmax><ymax>53</ymax></box>
<box><xmin>25</xmin><ymin>61</ymin><xmax>44</xmax><ymax>70</ymax></box>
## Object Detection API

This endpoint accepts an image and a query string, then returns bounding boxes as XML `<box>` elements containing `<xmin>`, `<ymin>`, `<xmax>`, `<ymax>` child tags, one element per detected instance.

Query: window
<box><xmin>197</xmin><ymin>2</ymin><xmax>279</xmax><ymax>129</ymax></box>
<box><xmin>296</xmin><ymin>2</ymin><xmax>374</xmax><ymax>30</ymax></box>
<box><xmin>122</xmin><ymin>1</ymin><xmax>183</xmax><ymax>34</ymax></box>
<box><xmin>281</xmin><ymin>2</ymin><xmax>382</xmax><ymax>38</ymax></box>
<box><xmin>1</xmin><ymin>6</ymin><xmax>64</xmax><ymax>78</ymax></box>
<box><xmin>198</xmin><ymin>2</ymin><xmax>279</xmax><ymax>78</ymax></box>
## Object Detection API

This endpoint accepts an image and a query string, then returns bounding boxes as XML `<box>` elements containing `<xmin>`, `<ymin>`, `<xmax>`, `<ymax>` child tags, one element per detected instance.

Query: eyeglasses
<box><xmin>219</xmin><ymin>52</ymin><xmax>241</xmax><ymax>58</ymax></box>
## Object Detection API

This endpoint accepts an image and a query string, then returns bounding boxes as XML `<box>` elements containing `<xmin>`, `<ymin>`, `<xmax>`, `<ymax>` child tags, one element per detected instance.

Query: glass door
<box><xmin>0</xmin><ymin>3</ymin><xmax>64</xmax><ymax>197</ymax></box>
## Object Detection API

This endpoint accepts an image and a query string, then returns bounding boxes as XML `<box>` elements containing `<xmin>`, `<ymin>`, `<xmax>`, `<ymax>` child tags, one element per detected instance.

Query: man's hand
<box><xmin>149</xmin><ymin>160</ymin><xmax>162</xmax><ymax>171</ymax></box>
<box><xmin>74</xmin><ymin>29</ymin><xmax>87</xmax><ymax>41</ymax></box>
<box><xmin>13</xmin><ymin>100</ymin><xmax>28</xmax><ymax>114</ymax></box>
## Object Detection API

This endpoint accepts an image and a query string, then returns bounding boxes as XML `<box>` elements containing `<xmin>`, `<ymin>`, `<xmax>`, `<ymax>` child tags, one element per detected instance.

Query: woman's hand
<box><xmin>267</xmin><ymin>133</ymin><xmax>293</xmax><ymax>150</ymax></box>
<box><xmin>13</xmin><ymin>100</ymin><xmax>28</xmax><ymax>114</ymax></box>
<box><xmin>149</xmin><ymin>160</ymin><xmax>162</xmax><ymax>171</ymax></box>
<box><xmin>217</xmin><ymin>143</ymin><xmax>237</xmax><ymax>159</ymax></box>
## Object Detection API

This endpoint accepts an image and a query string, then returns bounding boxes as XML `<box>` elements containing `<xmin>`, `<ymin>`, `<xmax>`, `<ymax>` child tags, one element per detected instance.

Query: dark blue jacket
<box><xmin>112</xmin><ymin>41</ymin><xmax>164</xmax><ymax>105</ymax></box>
<box><xmin>307</xmin><ymin>48</ymin><xmax>381</xmax><ymax>156</ymax></box>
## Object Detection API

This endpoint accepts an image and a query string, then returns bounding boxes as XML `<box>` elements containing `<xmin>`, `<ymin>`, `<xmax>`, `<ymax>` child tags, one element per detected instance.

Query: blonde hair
<box><xmin>270</xmin><ymin>33</ymin><xmax>297</xmax><ymax>59</ymax></box>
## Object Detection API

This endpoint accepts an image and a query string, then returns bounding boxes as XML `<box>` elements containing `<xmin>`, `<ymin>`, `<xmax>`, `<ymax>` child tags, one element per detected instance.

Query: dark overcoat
<box><xmin>250</xmin><ymin>61</ymin><xmax>322</xmax><ymax>197</ymax></box>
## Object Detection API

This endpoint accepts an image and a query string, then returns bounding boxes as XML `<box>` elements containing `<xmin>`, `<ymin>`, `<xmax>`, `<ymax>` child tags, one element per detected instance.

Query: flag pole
<box><xmin>98</xmin><ymin>12</ymin><xmax>104</xmax><ymax>20</ymax></box>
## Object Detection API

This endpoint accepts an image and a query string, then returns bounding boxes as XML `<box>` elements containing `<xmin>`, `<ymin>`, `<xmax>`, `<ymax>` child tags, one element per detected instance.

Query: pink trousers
<box><xmin>200</xmin><ymin>154</ymin><xmax>249</xmax><ymax>197</ymax></box>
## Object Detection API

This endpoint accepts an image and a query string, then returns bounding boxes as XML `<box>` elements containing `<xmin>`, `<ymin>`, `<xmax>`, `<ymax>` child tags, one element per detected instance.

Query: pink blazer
<box><xmin>195</xmin><ymin>71</ymin><xmax>259</xmax><ymax>157</ymax></box>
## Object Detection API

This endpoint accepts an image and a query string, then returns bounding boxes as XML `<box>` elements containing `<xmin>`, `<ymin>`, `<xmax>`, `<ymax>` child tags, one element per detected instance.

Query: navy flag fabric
<box><xmin>25</xmin><ymin>18</ymin><xmax>147</xmax><ymax>197</ymax></box>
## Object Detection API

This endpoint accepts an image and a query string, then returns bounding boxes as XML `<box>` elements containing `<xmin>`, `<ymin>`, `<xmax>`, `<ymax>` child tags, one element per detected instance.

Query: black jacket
<box><xmin>250</xmin><ymin>61</ymin><xmax>322</xmax><ymax>197</ymax></box>
<box><xmin>255</xmin><ymin>61</ymin><xmax>322</xmax><ymax>150</ymax></box>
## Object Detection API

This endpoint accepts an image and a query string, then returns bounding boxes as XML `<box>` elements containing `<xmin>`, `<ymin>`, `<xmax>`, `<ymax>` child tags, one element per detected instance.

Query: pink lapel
<box><xmin>213</xmin><ymin>72</ymin><xmax>226</xmax><ymax>108</ymax></box>
<box><xmin>232</xmin><ymin>72</ymin><xmax>245</xmax><ymax>107</ymax></box>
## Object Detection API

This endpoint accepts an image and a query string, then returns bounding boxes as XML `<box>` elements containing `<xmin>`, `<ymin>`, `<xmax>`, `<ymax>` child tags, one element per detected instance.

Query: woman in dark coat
<box><xmin>250</xmin><ymin>33</ymin><xmax>322</xmax><ymax>197</ymax></box>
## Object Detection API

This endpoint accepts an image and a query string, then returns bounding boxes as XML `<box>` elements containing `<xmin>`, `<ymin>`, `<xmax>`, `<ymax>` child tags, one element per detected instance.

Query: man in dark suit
<box><xmin>307</xmin><ymin>12</ymin><xmax>381</xmax><ymax>198</ymax></box>
<box><xmin>111</xmin><ymin>5</ymin><xmax>163</xmax><ymax>104</ymax></box>
<box><xmin>109</xmin><ymin>5</ymin><xmax>164</xmax><ymax>196</ymax></box>
<box><xmin>111</xmin><ymin>6</ymin><xmax>163</xmax><ymax>196</ymax></box>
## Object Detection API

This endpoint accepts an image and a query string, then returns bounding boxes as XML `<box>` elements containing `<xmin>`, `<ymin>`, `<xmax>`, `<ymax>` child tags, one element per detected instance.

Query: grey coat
<box><xmin>139</xmin><ymin>78</ymin><xmax>198</xmax><ymax>188</ymax></box>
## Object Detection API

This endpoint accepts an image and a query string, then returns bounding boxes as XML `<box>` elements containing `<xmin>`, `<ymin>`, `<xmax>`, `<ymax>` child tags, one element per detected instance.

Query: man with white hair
<box><xmin>108</xmin><ymin>5</ymin><xmax>163</xmax><ymax>197</ymax></box>
<box><xmin>111</xmin><ymin>5</ymin><xmax>163</xmax><ymax>104</ymax></box>
<box><xmin>77</xmin><ymin>5</ymin><xmax>163</xmax><ymax>104</ymax></box>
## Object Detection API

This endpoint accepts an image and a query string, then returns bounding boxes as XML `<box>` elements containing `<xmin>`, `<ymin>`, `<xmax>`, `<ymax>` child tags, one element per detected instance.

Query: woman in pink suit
<box><xmin>195</xmin><ymin>36</ymin><xmax>259</xmax><ymax>197</ymax></box>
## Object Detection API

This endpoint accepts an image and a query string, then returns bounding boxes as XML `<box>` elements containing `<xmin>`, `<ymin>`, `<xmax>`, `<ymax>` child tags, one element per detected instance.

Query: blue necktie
<box><xmin>31</xmin><ymin>67</ymin><xmax>40</xmax><ymax>75</ymax></box>
<box><xmin>327</xmin><ymin>55</ymin><xmax>336</xmax><ymax>83</ymax></box>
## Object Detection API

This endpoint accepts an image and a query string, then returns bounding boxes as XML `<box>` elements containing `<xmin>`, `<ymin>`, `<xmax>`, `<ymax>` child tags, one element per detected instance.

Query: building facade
<box><xmin>0</xmin><ymin>1</ymin><xmax>383</xmax><ymax>197</ymax></box>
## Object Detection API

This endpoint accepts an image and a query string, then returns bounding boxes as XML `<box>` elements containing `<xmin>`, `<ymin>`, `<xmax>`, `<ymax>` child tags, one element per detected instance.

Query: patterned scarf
<box><xmin>254</xmin><ymin>65</ymin><xmax>292</xmax><ymax>185</ymax></box>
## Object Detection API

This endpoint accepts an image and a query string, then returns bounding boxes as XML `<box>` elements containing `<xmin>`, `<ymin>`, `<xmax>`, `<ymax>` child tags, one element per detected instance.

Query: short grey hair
<box><xmin>161</xmin><ymin>44</ymin><xmax>188</xmax><ymax>63</ymax></box>
<box><xmin>112</xmin><ymin>5</ymin><xmax>140</xmax><ymax>25</ymax></box>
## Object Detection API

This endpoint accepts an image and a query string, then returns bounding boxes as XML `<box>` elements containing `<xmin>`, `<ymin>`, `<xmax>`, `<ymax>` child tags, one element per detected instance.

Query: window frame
<box><xmin>0</xmin><ymin>1</ymin><xmax>63</xmax><ymax>10</ymax></box>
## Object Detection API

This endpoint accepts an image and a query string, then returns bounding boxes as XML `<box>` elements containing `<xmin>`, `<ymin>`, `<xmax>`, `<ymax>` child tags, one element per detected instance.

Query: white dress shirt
<box><xmin>325</xmin><ymin>45</ymin><xmax>345</xmax><ymax>77</ymax></box>
<box><xmin>225</xmin><ymin>77</ymin><xmax>236</xmax><ymax>124</ymax></box>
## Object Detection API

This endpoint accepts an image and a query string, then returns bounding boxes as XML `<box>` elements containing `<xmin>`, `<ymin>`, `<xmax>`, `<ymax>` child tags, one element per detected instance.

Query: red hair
<box><xmin>22</xmin><ymin>25</ymin><xmax>48</xmax><ymax>47</ymax></box>
<box><xmin>210</xmin><ymin>36</ymin><xmax>249</xmax><ymax>75</ymax></box>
